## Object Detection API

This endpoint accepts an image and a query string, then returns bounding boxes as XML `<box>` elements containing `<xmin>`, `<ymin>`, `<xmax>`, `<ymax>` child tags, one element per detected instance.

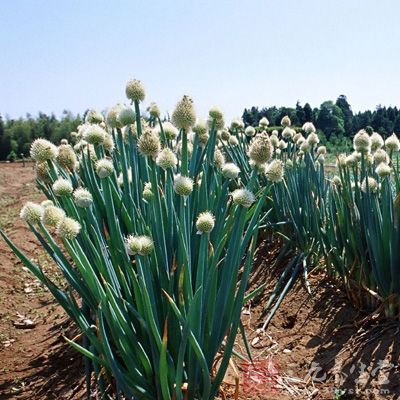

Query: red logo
<box><xmin>240</xmin><ymin>357</ymin><xmax>279</xmax><ymax>396</ymax></box>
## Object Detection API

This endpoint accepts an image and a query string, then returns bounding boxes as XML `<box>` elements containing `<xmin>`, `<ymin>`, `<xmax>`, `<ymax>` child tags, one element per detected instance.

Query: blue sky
<box><xmin>1</xmin><ymin>0</ymin><xmax>399</xmax><ymax>121</ymax></box>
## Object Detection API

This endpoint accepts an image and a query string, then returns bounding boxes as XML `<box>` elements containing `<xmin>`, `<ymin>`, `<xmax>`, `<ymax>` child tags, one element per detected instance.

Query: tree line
<box><xmin>242</xmin><ymin>95</ymin><xmax>400</xmax><ymax>152</ymax></box>
<box><xmin>1</xmin><ymin>96</ymin><xmax>400</xmax><ymax>161</ymax></box>
<box><xmin>0</xmin><ymin>111</ymin><xmax>82</xmax><ymax>161</ymax></box>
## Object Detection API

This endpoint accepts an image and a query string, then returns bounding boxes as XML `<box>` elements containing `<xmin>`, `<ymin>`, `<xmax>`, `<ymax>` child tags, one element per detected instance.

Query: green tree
<box><xmin>316</xmin><ymin>101</ymin><xmax>345</xmax><ymax>140</ymax></box>
<box><xmin>335</xmin><ymin>95</ymin><xmax>353</xmax><ymax>134</ymax></box>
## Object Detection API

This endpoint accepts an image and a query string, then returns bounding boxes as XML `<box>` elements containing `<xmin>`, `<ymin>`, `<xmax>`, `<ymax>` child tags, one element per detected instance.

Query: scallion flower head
<box><xmin>85</xmin><ymin>109</ymin><xmax>104</xmax><ymax>124</ymax></box>
<box><xmin>265</xmin><ymin>159</ymin><xmax>284</xmax><ymax>182</ymax></box>
<box><xmin>209</xmin><ymin>106</ymin><xmax>224</xmax><ymax>121</ymax></box>
<box><xmin>353</xmin><ymin>129</ymin><xmax>371</xmax><ymax>153</ymax></box>
<box><xmin>172</xmin><ymin>95</ymin><xmax>196</xmax><ymax>130</ymax></box>
<box><xmin>73</xmin><ymin>187</ymin><xmax>93</xmax><ymax>208</ymax></box>
<box><xmin>376</xmin><ymin>162</ymin><xmax>391</xmax><ymax>178</ymax></box>
<box><xmin>137</xmin><ymin>129</ymin><xmax>161</xmax><ymax>158</ymax></box>
<box><xmin>82</xmin><ymin>124</ymin><xmax>107</xmax><ymax>145</ymax></box>
<box><xmin>270</xmin><ymin>135</ymin><xmax>279</xmax><ymax>148</ymax></box>
<box><xmin>143</xmin><ymin>182</ymin><xmax>154</xmax><ymax>201</ymax></box>
<box><xmin>20</xmin><ymin>202</ymin><xmax>43</xmax><ymax>224</ymax></box>
<box><xmin>147</xmin><ymin>102</ymin><xmax>160</xmax><ymax>118</ymax></box>
<box><xmin>125</xmin><ymin>79</ymin><xmax>145</xmax><ymax>102</ymax></box>
<box><xmin>42</xmin><ymin>205</ymin><xmax>65</xmax><ymax>227</ymax></box>
<box><xmin>56</xmin><ymin>217</ymin><xmax>81</xmax><ymax>240</ymax></box>
<box><xmin>228</xmin><ymin>135</ymin><xmax>239</xmax><ymax>146</ymax></box>
<box><xmin>307</xmin><ymin>132</ymin><xmax>320</xmax><ymax>146</ymax></box>
<box><xmin>317</xmin><ymin>146</ymin><xmax>327</xmax><ymax>156</ymax></box>
<box><xmin>52</xmin><ymin>178</ymin><xmax>73</xmax><ymax>196</ymax></box>
<box><xmin>222</xmin><ymin>162</ymin><xmax>240</xmax><ymax>179</ymax></box>
<box><xmin>248</xmin><ymin>133</ymin><xmax>272</xmax><ymax>164</ymax></box>
<box><xmin>30</xmin><ymin>139</ymin><xmax>58</xmax><ymax>162</ymax></box>
<box><xmin>231</xmin><ymin>188</ymin><xmax>255</xmax><ymax>208</ymax></box>
<box><xmin>361</xmin><ymin>177</ymin><xmax>378</xmax><ymax>193</ymax></box>
<box><xmin>214</xmin><ymin>149</ymin><xmax>225</xmax><ymax>169</ymax></box>
<box><xmin>196</xmin><ymin>211</ymin><xmax>215</xmax><ymax>234</ymax></box>
<box><xmin>57</xmin><ymin>144</ymin><xmax>77</xmax><ymax>170</ymax></box>
<box><xmin>385</xmin><ymin>133</ymin><xmax>400</xmax><ymax>152</ymax></box>
<box><xmin>259</xmin><ymin>117</ymin><xmax>269</xmax><ymax>127</ymax></box>
<box><xmin>35</xmin><ymin>161</ymin><xmax>51</xmax><ymax>183</ymax></box>
<box><xmin>370</xmin><ymin>132</ymin><xmax>384</xmax><ymax>151</ymax></box>
<box><xmin>161</xmin><ymin>122</ymin><xmax>179</xmax><ymax>140</ymax></box>
<box><xmin>118</xmin><ymin>107</ymin><xmax>136</xmax><ymax>126</ymax></box>
<box><xmin>96</xmin><ymin>158</ymin><xmax>114</xmax><ymax>178</ymax></box>
<box><xmin>156</xmin><ymin>148</ymin><xmax>178</xmax><ymax>170</ymax></box>
<box><xmin>373</xmin><ymin>149</ymin><xmax>389</xmax><ymax>165</ymax></box>
<box><xmin>126</xmin><ymin>235</ymin><xmax>154</xmax><ymax>256</ymax></box>
<box><xmin>302</xmin><ymin>122</ymin><xmax>316</xmax><ymax>134</ymax></box>
<box><xmin>106</xmin><ymin>104</ymin><xmax>124</xmax><ymax>128</ymax></box>
<box><xmin>173</xmin><ymin>174</ymin><xmax>193</xmax><ymax>197</ymax></box>
<box><xmin>192</xmin><ymin>119</ymin><xmax>208</xmax><ymax>137</ymax></box>
<box><xmin>245</xmin><ymin>126</ymin><xmax>256</xmax><ymax>137</ymax></box>
<box><xmin>281</xmin><ymin>115</ymin><xmax>291</xmax><ymax>127</ymax></box>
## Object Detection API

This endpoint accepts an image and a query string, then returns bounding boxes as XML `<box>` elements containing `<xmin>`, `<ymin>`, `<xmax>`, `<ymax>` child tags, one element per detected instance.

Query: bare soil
<box><xmin>0</xmin><ymin>163</ymin><xmax>399</xmax><ymax>399</ymax></box>
<box><xmin>0</xmin><ymin>163</ymin><xmax>84</xmax><ymax>399</ymax></box>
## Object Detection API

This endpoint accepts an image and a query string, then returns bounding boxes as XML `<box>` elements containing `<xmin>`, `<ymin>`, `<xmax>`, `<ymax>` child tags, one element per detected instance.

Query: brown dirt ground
<box><xmin>0</xmin><ymin>163</ymin><xmax>84</xmax><ymax>399</ymax></box>
<box><xmin>0</xmin><ymin>163</ymin><xmax>399</xmax><ymax>400</ymax></box>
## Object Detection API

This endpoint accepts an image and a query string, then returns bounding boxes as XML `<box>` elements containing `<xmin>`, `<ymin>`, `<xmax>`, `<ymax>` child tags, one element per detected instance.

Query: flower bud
<box><xmin>172</xmin><ymin>95</ymin><xmax>196</xmax><ymax>130</ymax></box>
<box><xmin>82</xmin><ymin>124</ymin><xmax>107</xmax><ymax>145</ymax></box>
<box><xmin>57</xmin><ymin>144</ymin><xmax>77</xmax><ymax>170</ymax></box>
<box><xmin>96</xmin><ymin>159</ymin><xmax>114</xmax><ymax>178</ymax></box>
<box><xmin>126</xmin><ymin>235</ymin><xmax>154</xmax><ymax>256</ymax></box>
<box><xmin>156</xmin><ymin>148</ymin><xmax>178</xmax><ymax>170</ymax></box>
<box><xmin>147</xmin><ymin>102</ymin><xmax>160</xmax><ymax>118</ymax></box>
<box><xmin>209</xmin><ymin>106</ymin><xmax>224</xmax><ymax>121</ymax></box>
<box><xmin>376</xmin><ymin>162</ymin><xmax>391</xmax><ymax>178</ymax></box>
<box><xmin>196</xmin><ymin>211</ymin><xmax>215</xmax><ymax>234</ymax></box>
<box><xmin>307</xmin><ymin>133</ymin><xmax>320</xmax><ymax>146</ymax></box>
<box><xmin>222</xmin><ymin>163</ymin><xmax>240</xmax><ymax>179</ymax></box>
<box><xmin>385</xmin><ymin>133</ymin><xmax>400</xmax><ymax>152</ymax></box>
<box><xmin>302</xmin><ymin>122</ymin><xmax>316</xmax><ymax>134</ymax></box>
<box><xmin>118</xmin><ymin>107</ymin><xmax>136</xmax><ymax>126</ymax></box>
<box><xmin>42</xmin><ymin>205</ymin><xmax>65</xmax><ymax>227</ymax></box>
<box><xmin>370</xmin><ymin>132</ymin><xmax>384</xmax><ymax>151</ymax></box>
<box><xmin>125</xmin><ymin>79</ymin><xmax>145</xmax><ymax>102</ymax></box>
<box><xmin>85</xmin><ymin>109</ymin><xmax>104</xmax><ymax>124</ymax></box>
<box><xmin>228</xmin><ymin>135</ymin><xmax>239</xmax><ymax>146</ymax></box>
<box><xmin>231</xmin><ymin>188</ymin><xmax>255</xmax><ymax>208</ymax></box>
<box><xmin>245</xmin><ymin>126</ymin><xmax>256</xmax><ymax>137</ymax></box>
<box><xmin>265</xmin><ymin>160</ymin><xmax>284</xmax><ymax>182</ymax></box>
<box><xmin>248</xmin><ymin>134</ymin><xmax>272</xmax><ymax>164</ymax></box>
<box><xmin>214</xmin><ymin>149</ymin><xmax>225</xmax><ymax>169</ymax></box>
<box><xmin>353</xmin><ymin>129</ymin><xmax>371</xmax><ymax>153</ymax></box>
<box><xmin>73</xmin><ymin>187</ymin><xmax>93</xmax><ymax>208</ymax></box>
<box><xmin>281</xmin><ymin>116</ymin><xmax>291</xmax><ymax>127</ymax></box>
<box><xmin>137</xmin><ymin>129</ymin><xmax>161</xmax><ymax>158</ymax></box>
<box><xmin>259</xmin><ymin>117</ymin><xmax>269</xmax><ymax>127</ymax></box>
<box><xmin>20</xmin><ymin>202</ymin><xmax>43</xmax><ymax>224</ymax></box>
<box><xmin>161</xmin><ymin>122</ymin><xmax>179</xmax><ymax>140</ymax></box>
<box><xmin>106</xmin><ymin>104</ymin><xmax>124</xmax><ymax>128</ymax></box>
<box><xmin>52</xmin><ymin>178</ymin><xmax>73</xmax><ymax>196</ymax></box>
<box><xmin>361</xmin><ymin>177</ymin><xmax>378</xmax><ymax>193</ymax></box>
<box><xmin>56</xmin><ymin>217</ymin><xmax>81</xmax><ymax>240</ymax></box>
<box><xmin>173</xmin><ymin>174</ymin><xmax>193</xmax><ymax>197</ymax></box>
<box><xmin>30</xmin><ymin>139</ymin><xmax>58</xmax><ymax>162</ymax></box>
